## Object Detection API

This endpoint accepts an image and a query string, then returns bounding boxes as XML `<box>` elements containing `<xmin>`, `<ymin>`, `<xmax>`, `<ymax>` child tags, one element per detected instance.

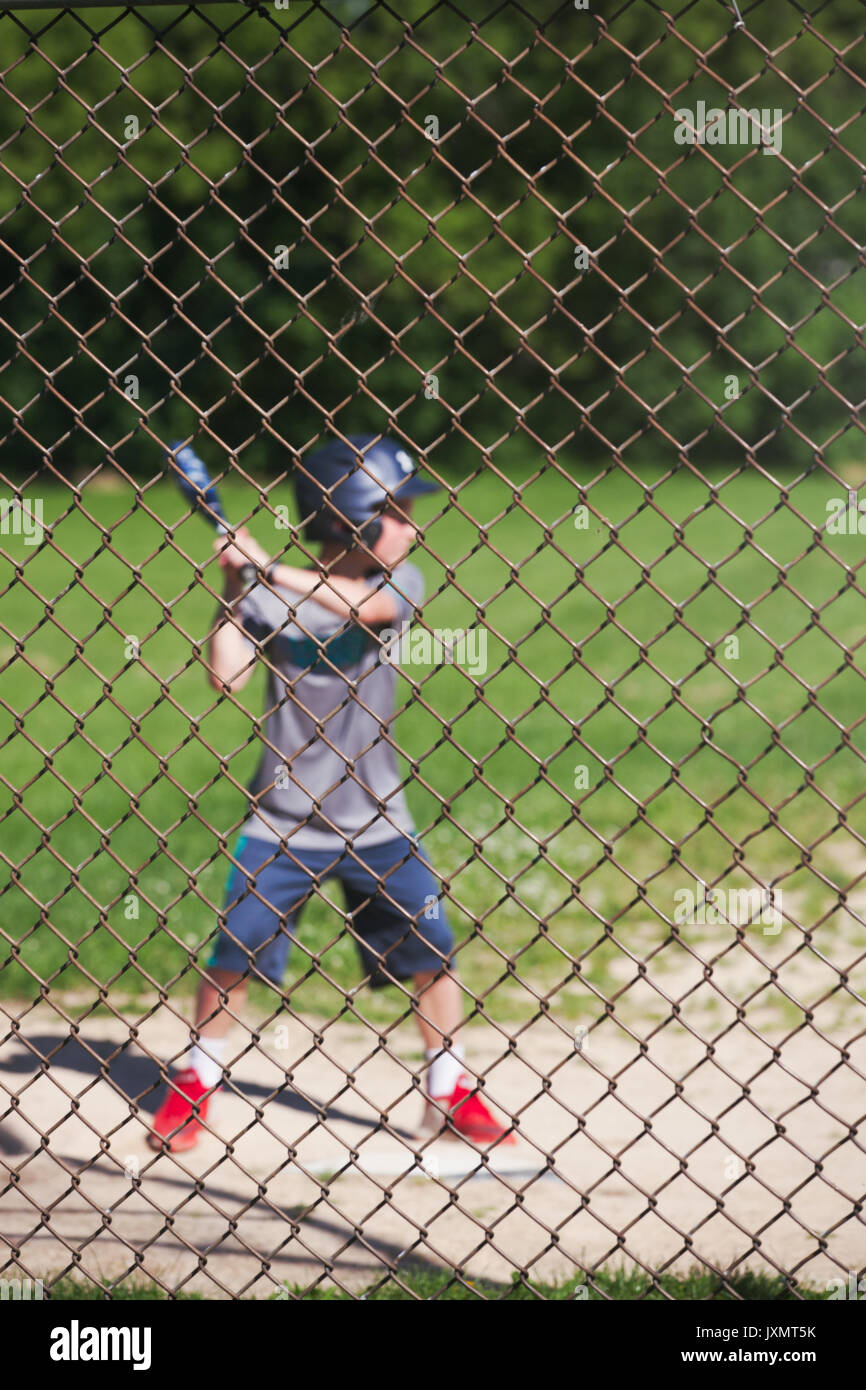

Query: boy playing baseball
<box><xmin>149</xmin><ymin>436</ymin><xmax>514</xmax><ymax>1152</ymax></box>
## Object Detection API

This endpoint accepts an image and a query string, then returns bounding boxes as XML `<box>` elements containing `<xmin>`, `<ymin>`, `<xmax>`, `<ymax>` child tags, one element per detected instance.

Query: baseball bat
<box><xmin>168</xmin><ymin>442</ymin><xmax>257</xmax><ymax>588</ymax></box>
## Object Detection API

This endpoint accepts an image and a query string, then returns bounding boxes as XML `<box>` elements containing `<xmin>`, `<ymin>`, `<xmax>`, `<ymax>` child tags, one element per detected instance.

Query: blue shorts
<box><xmin>206</xmin><ymin>833</ymin><xmax>455</xmax><ymax>989</ymax></box>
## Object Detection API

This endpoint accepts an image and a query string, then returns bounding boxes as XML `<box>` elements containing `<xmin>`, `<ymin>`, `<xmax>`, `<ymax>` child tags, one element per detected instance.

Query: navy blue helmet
<box><xmin>295</xmin><ymin>435</ymin><xmax>439</xmax><ymax>546</ymax></box>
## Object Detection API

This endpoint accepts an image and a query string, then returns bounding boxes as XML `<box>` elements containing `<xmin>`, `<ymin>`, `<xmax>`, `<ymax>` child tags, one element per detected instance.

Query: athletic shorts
<box><xmin>206</xmin><ymin>833</ymin><xmax>455</xmax><ymax>989</ymax></box>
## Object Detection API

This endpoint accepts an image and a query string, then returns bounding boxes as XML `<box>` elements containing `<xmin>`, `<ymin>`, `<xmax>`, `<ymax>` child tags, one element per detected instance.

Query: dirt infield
<box><xmin>1</xmin><ymin>1001</ymin><xmax>863</xmax><ymax>1298</ymax></box>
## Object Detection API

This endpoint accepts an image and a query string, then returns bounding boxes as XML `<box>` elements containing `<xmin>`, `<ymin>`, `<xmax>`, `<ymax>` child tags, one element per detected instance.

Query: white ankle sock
<box><xmin>426</xmin><ymin>1043</ymin><xmax>466</xmax><ymax>1099</ymax></box>
<box><xmin>186</xmin><ymin>1039</ymin><xmax>228</xmax><ymax>1089</ymax></box>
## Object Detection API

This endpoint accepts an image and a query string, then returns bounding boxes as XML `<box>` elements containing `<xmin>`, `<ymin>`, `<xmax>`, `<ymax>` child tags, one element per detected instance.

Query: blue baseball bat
<box><xmin>168</xmin><ymin>442</ymin><xmax>256</xmax><ymax>587</ymax></box>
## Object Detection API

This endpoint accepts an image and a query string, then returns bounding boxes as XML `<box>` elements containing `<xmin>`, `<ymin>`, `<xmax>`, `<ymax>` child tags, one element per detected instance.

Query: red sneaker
<box><xmin>148</xmin><ymin>1068</ymin><xmax>215</xmax><ymax>1153</ymax></box>
<box><xmin>436</xmin><ymin>1078</ymin><xmax>516</xmax><ymax>1146</ymax></box>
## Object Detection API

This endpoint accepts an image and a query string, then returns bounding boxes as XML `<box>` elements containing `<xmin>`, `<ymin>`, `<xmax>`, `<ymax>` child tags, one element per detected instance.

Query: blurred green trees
<box><xmin>0</xmin><ymin>0</ymin><xmax>863</xmax><ymax>483</ymax></box>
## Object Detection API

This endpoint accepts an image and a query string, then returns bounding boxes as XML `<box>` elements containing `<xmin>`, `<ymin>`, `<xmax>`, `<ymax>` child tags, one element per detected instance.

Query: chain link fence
<box><xmin>0</xmin><ymin>0</ymin><xmax>864</xmax><ymax>1301</ymax></box>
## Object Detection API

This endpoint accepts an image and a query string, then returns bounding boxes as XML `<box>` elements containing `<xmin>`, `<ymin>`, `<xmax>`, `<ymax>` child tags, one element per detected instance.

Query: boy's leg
<box><xmin>412</xmin><ymin>967</ymin><xmax>462</xmax><ymax>1051</ymax></box>
<box><xmin>184</xmin><ymin>967</ymin><xmax>249</xmax><ymax>1088</ymax></box>
<box><xmin>412</xmin><ymin>966</ymin><xmax>464</xmax><ymax>1129</ymax></box>
<box><xmin>197</xmin><ymin>969</ymin><xmax>247</xmax><ymax>1036</ymax></box>
<box><xmin>148</xmin><ymin>836</ymin><xmax>310</xmax><ymax>1152</ymax></box>
<box><xmin>340</xmin><ymin>836</ymin><xmax>515</xmax><ymax>1145</ymax></box>
<box><xmin>412</xmin><ymin>966</ymin><xmax>514</xmax><ymax>1143</ymax></box>
<box><xmin>146</xmin><ymin>969</ymin><xmax>248</xmax><ymax>1155</ymax></box>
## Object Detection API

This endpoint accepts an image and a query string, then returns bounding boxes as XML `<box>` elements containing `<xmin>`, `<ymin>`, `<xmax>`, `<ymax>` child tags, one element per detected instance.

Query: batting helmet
<box><xmin>295</xmin><ymin>435</ymin><xmax>439</xmax><ymax>546</ymax></box>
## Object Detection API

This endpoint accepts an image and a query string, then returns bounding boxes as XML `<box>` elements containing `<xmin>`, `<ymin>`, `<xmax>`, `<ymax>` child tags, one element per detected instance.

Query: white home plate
<box><xmin>303</xmin><ymin>1144</ymin><xmax>551</xmax><ymax>1183</ymax></box>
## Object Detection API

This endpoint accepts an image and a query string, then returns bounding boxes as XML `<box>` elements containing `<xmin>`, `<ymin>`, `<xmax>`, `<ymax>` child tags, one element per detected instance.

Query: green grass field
<box><xmin>1</xmin><ymin>464</ymin><xmax>864</xmax><ymax>1026</ymax></box>
<box><xmin>40</xmin><ymin>1264</ymin><xmax>828</xmax><ymax>1301</ymax></box>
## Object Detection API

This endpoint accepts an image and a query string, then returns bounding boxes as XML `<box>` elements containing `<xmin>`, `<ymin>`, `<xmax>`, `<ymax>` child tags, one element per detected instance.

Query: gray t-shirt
<box><xmin>232</xmin><ymin>562</ymin><xmax>424</xmax><ymax>850</ymax></box>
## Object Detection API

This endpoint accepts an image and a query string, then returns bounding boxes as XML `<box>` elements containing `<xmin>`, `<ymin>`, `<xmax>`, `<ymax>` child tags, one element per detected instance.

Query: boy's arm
<box><xmin>268</xmin><ymin>561</ymin><xmax>399</xmax><ymax>626</ymax></box>
<box><xmin>206</xmin><ymin>536</ymin><xmax>263</xmax><ymax>692</ymax></box>
<box><xmin>213</xmin><ymin>524</ymin><xmax>404</xmax><ymax>629</ymax></box>
<box><xmin>207</xmin><ymin>596</ymin><xmax>256</xmax><ymax>693</ymax></box>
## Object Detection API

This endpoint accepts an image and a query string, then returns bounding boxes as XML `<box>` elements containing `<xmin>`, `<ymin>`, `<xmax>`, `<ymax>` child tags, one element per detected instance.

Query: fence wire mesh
<box><xmin>0</xmin><ymin>0</ymin><xmax>864</xmax><ymax>1302</ymax></box>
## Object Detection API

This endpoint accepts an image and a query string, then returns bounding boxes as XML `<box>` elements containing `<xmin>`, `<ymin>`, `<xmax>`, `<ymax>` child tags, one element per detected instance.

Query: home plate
<box><xmin>304</xmin><ymin>1145</ymin><xmax>552</xmax><ymax>1183</ymax></box>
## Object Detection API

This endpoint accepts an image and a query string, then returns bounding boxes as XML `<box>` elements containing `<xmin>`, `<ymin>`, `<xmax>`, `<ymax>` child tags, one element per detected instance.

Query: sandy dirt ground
<box><xmin>1</xmin><ymin>1000</ymin><xmax>864</xmax><ymax>1298</ymax></box>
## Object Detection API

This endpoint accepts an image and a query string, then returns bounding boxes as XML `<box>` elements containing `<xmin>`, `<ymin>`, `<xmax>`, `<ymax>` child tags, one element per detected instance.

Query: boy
<box><xmin>149</xmin><ymin>436</ymin><xmax>514</xmax><ymax>1152</ymax></box>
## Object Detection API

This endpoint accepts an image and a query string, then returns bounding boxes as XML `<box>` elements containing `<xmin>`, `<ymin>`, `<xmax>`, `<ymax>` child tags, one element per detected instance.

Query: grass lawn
<box><xmin>0</xmin><ymin>463</ymin><xmax>863</xmax><ymax>1029</ymax></box>
<box><xmin>42</xmin><ymin>1264</ymin><xmax>828</xmax><ymax>1301</ymax></box>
